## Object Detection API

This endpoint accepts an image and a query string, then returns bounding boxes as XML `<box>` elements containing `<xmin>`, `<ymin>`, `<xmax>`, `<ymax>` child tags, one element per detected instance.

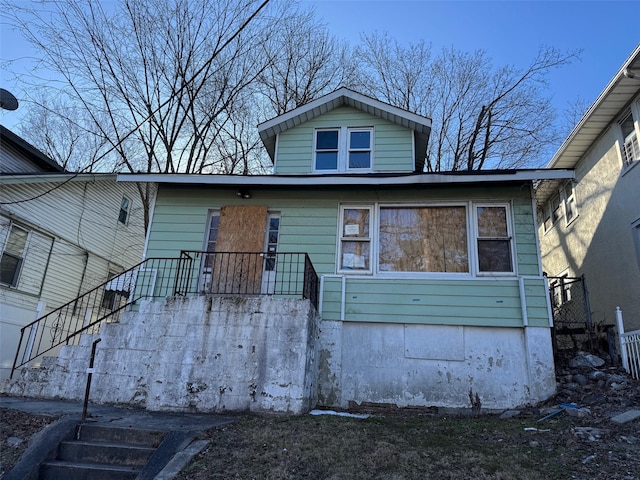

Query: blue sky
<box><xmin>306</xmin><ymin>0</ymin><xmax>638</xmax><ymax>126</ymax></box>
<box><xmin>1</xmin><ymin>0</ymin><xmax>639</xmax><ymax>151</ymax></box>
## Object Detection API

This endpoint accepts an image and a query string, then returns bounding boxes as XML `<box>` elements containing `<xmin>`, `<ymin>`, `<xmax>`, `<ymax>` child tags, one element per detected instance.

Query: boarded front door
<box><xmin>212</xmin><ymin>205</ymin><xmax>268</xmax><ymax>294</ymax></box>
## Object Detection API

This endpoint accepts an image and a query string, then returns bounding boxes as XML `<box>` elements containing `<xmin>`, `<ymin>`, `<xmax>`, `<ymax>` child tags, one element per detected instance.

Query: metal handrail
<box><xmin>10</xmin><ymin>251</ymin><xmax>318</xmax><ymax>378</ymax></box>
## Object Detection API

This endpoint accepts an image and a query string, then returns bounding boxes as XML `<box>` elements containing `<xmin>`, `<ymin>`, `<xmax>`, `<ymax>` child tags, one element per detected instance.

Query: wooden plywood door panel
<box><xmin>211</xmin><ymin>205</ymin><xmax>268</xmax><ymax>294</ymax></box>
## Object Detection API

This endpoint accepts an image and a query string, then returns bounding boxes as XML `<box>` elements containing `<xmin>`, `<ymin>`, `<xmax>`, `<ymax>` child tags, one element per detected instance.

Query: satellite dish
<box><xmin>0</xmin><ymin>88</ymin><xmax>19</xmax><ymax>111</ymax></box>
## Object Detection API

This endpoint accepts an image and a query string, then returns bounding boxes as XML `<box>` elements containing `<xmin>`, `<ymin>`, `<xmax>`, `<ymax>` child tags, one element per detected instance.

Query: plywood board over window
<box><xmin>211</xmin><ymin>205</ymin><xmax>268</xmax><ymax>294</ymax></box>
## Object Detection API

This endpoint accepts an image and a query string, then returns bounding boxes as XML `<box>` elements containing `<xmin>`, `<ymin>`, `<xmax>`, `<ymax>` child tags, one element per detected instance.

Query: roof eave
<box><xmin>117</xmin><ymin>169</ymin><xmax>574</xmax><ymax>187</ymax></box>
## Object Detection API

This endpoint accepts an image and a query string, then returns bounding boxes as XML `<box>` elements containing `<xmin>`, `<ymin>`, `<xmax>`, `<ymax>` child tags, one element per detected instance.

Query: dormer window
<box><xmin>314</xmin><ymin>127</ymin><xmax>373</xmax><ymax>172</ymax></box>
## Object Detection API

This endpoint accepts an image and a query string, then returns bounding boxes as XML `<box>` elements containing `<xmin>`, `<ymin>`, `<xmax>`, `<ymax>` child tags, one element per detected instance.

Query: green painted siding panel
<box><xmin>274</xmin><ymin>106</ymin><xmax>414</xmax><ymax>174</ymax></box>
<box><xmin>147</xmin><ymin>183</ymin><xmax>548</xmax><ymax>328</ymax></box>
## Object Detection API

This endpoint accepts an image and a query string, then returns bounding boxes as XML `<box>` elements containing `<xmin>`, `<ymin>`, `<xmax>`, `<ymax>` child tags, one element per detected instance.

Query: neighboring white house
<box><xmin>0</xmin><ymin>126</ymin><xmax>150</xmax><ymax>379</ymax></box>
<box><xmin>537</xmin><ymin>45</ymin><xmax>640</xmax><ymax>333</ymax></box>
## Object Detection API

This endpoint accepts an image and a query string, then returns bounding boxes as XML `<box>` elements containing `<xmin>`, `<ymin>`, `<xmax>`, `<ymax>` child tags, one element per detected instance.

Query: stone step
<box><xmin>57</xmin><ymin>440</ymin><xmax>155</xmax><ymax>466</ymax></box>
<box><xmin>39</xmin><ymin>460</ymin><xmax>140</xmax><ymax>480</ymax></box>
<box><xmin>75</xmin><ymin>424</ymin><xmax>166</xmax><ymax>447</ymax></box>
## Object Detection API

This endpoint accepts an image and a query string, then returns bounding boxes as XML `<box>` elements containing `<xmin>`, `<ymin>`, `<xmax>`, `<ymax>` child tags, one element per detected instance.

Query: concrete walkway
<box><xmin>0</xmin><ymin>395</ymin><xmax>235</xmax><ymax>431</ymax></box>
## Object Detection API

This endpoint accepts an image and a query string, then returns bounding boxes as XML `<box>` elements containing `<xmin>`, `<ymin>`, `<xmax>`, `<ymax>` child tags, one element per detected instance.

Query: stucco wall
<box><xmin>540</xmin><ymin>123</ymin><xmax>640</xmax><ymax>331</ymax></box>
<box><xmin>4</xmin><ymin>296</ymin><xmax>321</xmax><ymax>414</ymax></box>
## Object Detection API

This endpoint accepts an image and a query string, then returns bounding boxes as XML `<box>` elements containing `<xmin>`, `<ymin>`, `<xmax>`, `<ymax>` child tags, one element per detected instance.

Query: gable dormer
<box><xmin>257</xmin><ymin>88</ymin><xmax>432</xmax><ymax>175</ymax></box>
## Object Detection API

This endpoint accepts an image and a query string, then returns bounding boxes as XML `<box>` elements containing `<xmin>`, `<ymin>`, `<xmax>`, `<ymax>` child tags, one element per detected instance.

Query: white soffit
<box><xmin>548</xmin><ymin>44</ymin><xmax>640</xmax><ymax>169</ymax></box>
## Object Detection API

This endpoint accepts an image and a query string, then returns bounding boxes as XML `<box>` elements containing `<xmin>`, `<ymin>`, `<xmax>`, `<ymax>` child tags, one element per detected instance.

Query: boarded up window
<box><xmin>379</xmin><ymin>206</ymin><xmax>468</xmax><ymax>273</ymax></box>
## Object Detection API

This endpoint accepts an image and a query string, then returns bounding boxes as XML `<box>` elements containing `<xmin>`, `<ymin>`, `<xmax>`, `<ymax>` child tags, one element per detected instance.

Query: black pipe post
<box><xmin>81</xmin><ymin>338</ymin><xmax>102</xmax><ymax>423</ymax></box>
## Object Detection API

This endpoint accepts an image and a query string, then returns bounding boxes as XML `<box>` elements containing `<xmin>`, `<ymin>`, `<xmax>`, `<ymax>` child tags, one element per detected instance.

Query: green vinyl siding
<box><xmin>274</xmin><ymin>106</ymin><xmax>414</xmax><ymax>174</ymax></box>
<box><xmin>146</xmin><ymin>182</ymin><xmax>550</xmax><ymax>328</ymax></box>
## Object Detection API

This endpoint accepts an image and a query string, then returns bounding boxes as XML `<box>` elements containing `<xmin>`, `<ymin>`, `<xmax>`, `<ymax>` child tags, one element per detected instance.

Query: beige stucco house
<box><xmin>538</xmin><ymin>45</ymin><xmax>640</xmax><ymax>333</ymax></box>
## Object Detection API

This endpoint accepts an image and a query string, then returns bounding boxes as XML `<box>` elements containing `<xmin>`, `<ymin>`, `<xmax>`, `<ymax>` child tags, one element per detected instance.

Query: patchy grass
<box><xmin>0</xmin><ymin>409</ymin><xmax>59</xmax><ymax>477</ymax></box>
<box><xmin>175</xmin><ymin>412</ymin><xmax>604</xmax><ymax>480</ymax></box>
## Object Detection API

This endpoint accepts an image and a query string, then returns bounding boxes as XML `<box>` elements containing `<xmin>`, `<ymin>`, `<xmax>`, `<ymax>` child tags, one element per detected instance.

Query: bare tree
<box><xmin>356</xmin><ymin>32</ymin><xmax>433</xmax><ymax>114</ymax></box>
<box><xmin>357</xmin><ymin>33</ymin><xmax>580</xmax><ymax>171</ymax></box>
<box><xmin>4</xmin><ymin>0</ymin><xmax>279</xmax><ymax>229</ymax></box>
<box><xmin>257</xmin><ymin>7</ymin><xmax>358</xmax><ymax>115</ymax></box>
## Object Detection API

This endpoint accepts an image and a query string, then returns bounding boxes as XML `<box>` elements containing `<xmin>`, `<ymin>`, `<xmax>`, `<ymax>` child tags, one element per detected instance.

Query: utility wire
<box><xmin>1</xmin><ymin>0</ymin><xmax>271</xmax><ymax>206</ymax></box>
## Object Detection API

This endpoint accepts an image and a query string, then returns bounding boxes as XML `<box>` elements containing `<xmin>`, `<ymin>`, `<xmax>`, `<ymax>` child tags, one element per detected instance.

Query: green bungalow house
<box><xmin>5</xmin><ymin>88</ymin><xmax>573</xmax><ymax>413</ymax></box>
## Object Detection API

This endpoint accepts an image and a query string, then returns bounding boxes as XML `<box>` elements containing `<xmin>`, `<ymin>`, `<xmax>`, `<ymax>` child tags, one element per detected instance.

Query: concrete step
<box><xmin>37</xmin><ymin>424</ymin><xmax>168</xmax><ymax>480</ymax></box>
<box><xmin>75</xmin><ymin>424</ymin><xmax>166</xmax><ymax>447</ymax></box>
<box><xmin>39</xmin><ymin>460</ymin><xmax>140</xmax><ymax>480</ymax></box>
<box><xmin>57</xmin><ymin>440</ymin><xmax>155</xmax><ymax>466</ymax></box>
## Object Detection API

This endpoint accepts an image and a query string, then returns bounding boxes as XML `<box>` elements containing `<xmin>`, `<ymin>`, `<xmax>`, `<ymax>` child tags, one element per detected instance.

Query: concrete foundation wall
<box><xmin>5</xmin><ymin>296</ymin><xmax>321</xmax><ymax>414</ymax></box>
<box><xmin>317</xmin><ymin>322</ymin><xmax>556</xmax><ymax>410</ymax></box>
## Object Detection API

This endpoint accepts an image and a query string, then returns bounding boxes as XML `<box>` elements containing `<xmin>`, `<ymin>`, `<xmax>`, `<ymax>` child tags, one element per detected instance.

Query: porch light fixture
<box><xmin>237</xmin><ymin>190</ymin><xmax>251</xmax><ymax>199</ymax></box>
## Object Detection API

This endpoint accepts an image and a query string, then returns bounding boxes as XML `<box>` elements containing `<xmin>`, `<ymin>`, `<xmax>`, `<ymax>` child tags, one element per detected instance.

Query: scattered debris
<box><xmin>610</xmin><ymin>410</ymin><xmax>640</xmax><ymax>425</ymax></box>
<box><xmin>581</xmin><ymin>454</ymin><xmax>597</xmax><ymax>465</ymax></box>
<box><xmin>309</xmin><ymin>409</ymin><xmax>370</xmax><ymax>419</ymax></box>
<box><xmin>499</xmin><ymin>410</ymin><xmax>521</xmax><ymax>419</ymax></box>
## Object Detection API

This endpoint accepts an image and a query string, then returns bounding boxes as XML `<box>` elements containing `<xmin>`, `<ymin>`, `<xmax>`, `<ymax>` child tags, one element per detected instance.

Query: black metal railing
<box><xmin>10</xmin><ymin>251</ymin><xmax>318</xmax><ymax>377</ymax></box>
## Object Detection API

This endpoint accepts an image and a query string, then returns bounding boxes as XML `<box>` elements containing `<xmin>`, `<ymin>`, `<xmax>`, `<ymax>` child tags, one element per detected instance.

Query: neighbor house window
<box><xmin>314</xmin><ymin>127</ymin><xmax>373</xmax><ymax>172</ymax></box>
<box><xmin>379</xmin><ymin>206</ymin><xmax>469</xmax><ymax>273</ymax></box>
<box><xmin>338</xmin><ymin>207</ymin><xmax>371</xmax><ymax>272</ymax></box>
<box><xmin>550</xmin><ymin>273</ymin><xmax>572</xmax><ymax>308</ymax></box>
<box><xmin>118</xmin><ymin>197</ymin><xmax>131</xmax><ymax>225</ymax></box>
<box><xmin>543</xmin><ymin>181</ymin><xmax>578</xmax><ymax>231</ymax></box>
<box><xmin>620</xmin><ymin>109</ymin><xmax>639</xmax><ymax>166</ymax></box>
<box><xmin>0</xmin><ymin>225</ymin><xmax>28</xmax><ymax>287</ymax></box>
<box><xmin>475</xmin><ymin>205</ymin><xmax>513</xmax><ymax>273</ymax></box>
<box><xmin>633</xmin><ymin>219</ymin><xmax>640</xmax><ymax>271</ymax></box>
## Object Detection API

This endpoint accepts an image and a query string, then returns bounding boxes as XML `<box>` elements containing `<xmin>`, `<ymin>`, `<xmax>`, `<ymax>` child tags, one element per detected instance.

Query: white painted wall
<box><xmin>318</xmin><ymin>322</ymin><xmax>556</xmax><ymax>410</ymax></box>
<box><xmin>4</xmin><ymin>296</ymin><xmax>320</xmax><ymax>414</ymax></box>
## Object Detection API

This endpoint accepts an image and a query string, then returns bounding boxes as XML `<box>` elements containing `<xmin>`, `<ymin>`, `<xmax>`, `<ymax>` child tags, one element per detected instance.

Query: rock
<box><xmin>620</xmin><ymin>435</ymin><xmax>638</xmax><ymax>444</ymax></box>
<box><xmin>582</xmin><ymin>394</ymin><xmax>605</xmax><ymax>405</ymax></box>
<box><xmin>588</xmin><ymin>371</ymin><xmax>606</xmax><ymax>381</ymax></box>
<box><xmin>564</xmin><ymin>382</ymin><xmax>580</xmax><ymax>391</ymax></box>
<box><xmin>6</xmin><ymin>436</ymin><xmax>23</xmax><ymax>446</ymax></box>
<box><xmin>569</xmin><ymin>352</ymin><xmax>605</xmax><ymax>368</ymax></box>
<box><xmin>610</xmin><ymin>410</ymin><xmax>640</xmax><ymax>424</ymax></box>
<box><xmin>610</xmin><ymin>382</ymin><xmax>627</xmax><ymax>391</ymax></box>
<box><xmin>573</xmin><ymin>374</ymin><xmax>588</xmax><ymax>386</ymax></box>
<box><xmin>565</xmin><ymin>407</ymin><xmax>591</xmax><ymax>418</ymax></box>
<box><xmin>607</xmin><ymin>374</ymin><xmax>627</xmax><ymax>384</ymax></box>
<box><xmin>528</xmin><ymin>441</ymin><xmax>540</xmax><ymax>448</ymax></box>
<box><xmin>499</xmin><ymin>410</ymin><xmax>521</xmax><ymax>419</ymax></box>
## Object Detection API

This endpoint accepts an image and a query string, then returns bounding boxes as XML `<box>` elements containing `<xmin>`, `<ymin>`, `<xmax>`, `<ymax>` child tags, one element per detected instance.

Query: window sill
<box><xmin>621</xmin><ymin>159</ymin><xmax>639</xmax><ymax>177</ymax></box>
<box><xmin>565</xmin><ymin>214</ymin><xmax>579</xmax><ymax>228</ymax></box>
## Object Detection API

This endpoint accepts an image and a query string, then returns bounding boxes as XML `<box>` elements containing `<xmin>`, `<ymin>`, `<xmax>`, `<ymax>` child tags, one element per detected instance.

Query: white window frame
<box><xmin>0</xmin><ymin>224</ymin><xmax>29</xmax><ymax>287</ymax></box>
<box><xmin>543</xmin><ymin>180</ymin><xmax>578</xmax><ymax>232</ymax></box>
<box><xmin>632</xmin><ymin>218</ymin><xmax>640</xmax><ymax>271</ymax></box>
<box><xmin>314</xmin><ymin>127</ymin><xmax>374</xmax><ymax>173</ymax></box>
<box><xmin>118</xmin><ymin>196</ymin><xmax>131</xmax><ymax>225</ymax></box>
<box><xmin>618</xmin><ymin>103</ymin><xmax>640</xmax><ymax>168</ymax></box>
<box><xmin>473</xmin><ymin>203</ymin><xmax>516</xmax><ymax>276</ymax></box>
<box><xmin>337</xmin><ymin>205</ymin><xmax>373</xmax><ymax>274</ymax></box>
<box><xmin>200</xmin><ymin>209</ymin><xmax>220</xmax><ymax>292</ymax></box>
<box><xmin>337</xmin><ymin>201</ymin><xmax>518</xmax><ymax>278</ymax></box>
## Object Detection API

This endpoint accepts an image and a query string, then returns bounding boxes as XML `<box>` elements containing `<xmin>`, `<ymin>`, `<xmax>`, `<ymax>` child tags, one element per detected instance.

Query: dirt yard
<box><xmin>2</xmin><ymin>351</ymin><xmax>638</xmax><ymax>479</ymax></box>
